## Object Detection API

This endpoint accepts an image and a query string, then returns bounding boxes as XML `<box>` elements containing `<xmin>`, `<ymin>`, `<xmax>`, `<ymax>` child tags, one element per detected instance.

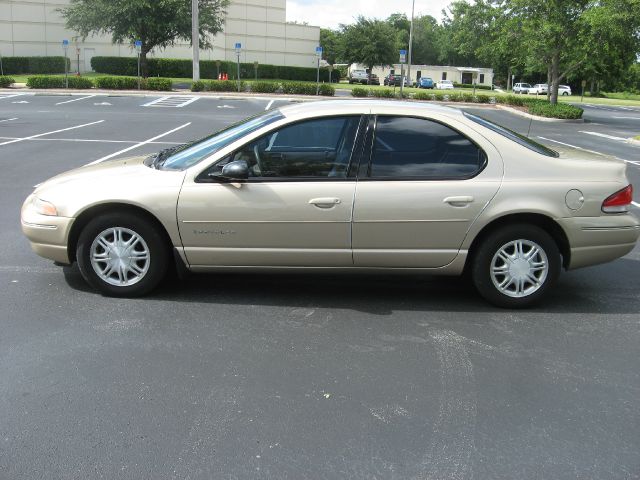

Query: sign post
<box><xmin>235</xmin><ymin>43</ymin><xmax>242</xmax><ymax>92</ymax></box>
<box><xmin>315</xmin><ymin>46</ymin><xmax>323</xmax><ymax>95</ymax></box>
<box><xmin>135</xmin><ymin>40</ymin><xmax>142</xmax><ymax>90</ymax></box>
<box><xmin>216</xmin><ymin>60</ymin><xmax>221</xmax><ymax>80</ymax></box>
<box><xmin>399</xmin><ymin>49</ymin><xmax>407</xmax><ymax>98</ymax></box>
<box><xmin>62</xmin><ymin>40</ymin><xmax>69</xmax><ymax>88</ymax></box>
<box><xmin>254</xmin><ymin>61</ymin><xmax>259</xmax><ymax>81</ymax></box>
<box><xmin>0</xmin><ymin>50</ymin><xmax>4</xmax><ymax>76</ymax></box>
<box><xmin>581</xmin><ymin>79</ymin><xmax>586</xmax><ymax>102</ymax></box>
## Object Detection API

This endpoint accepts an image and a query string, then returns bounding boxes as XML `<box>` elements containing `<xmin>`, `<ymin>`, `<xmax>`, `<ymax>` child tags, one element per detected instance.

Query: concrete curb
<box><xmin>627</xmin><ymin>138</ymin><xmax>640</xmax><ymax>146</ymax></box>
<box><xmin>496</xmin><ymin>104</ymin><xmax>585</xmax><ymax>123</ymax></box>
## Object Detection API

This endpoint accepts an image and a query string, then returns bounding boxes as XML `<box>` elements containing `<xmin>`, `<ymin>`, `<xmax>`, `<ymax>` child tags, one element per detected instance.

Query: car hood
<box><xmin>32</xmin><ymin>154</ymin><xmax>187</xmax><ymax>218</ymax></box>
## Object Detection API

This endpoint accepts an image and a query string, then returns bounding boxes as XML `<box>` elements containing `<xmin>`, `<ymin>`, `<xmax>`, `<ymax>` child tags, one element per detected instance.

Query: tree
<box><xmin>411</xmin><ymin>15</ymin><xmax>442</xmax><ymax>66</ymax></box>
<box><xmin>340</xmin><ymin>17</ymin><xmax>398</xmax><ymax>75</ymax></box>
<box><xmin>59</xmin><ymin>0</ymin><xmax>229</xmax><ymax>77</ymax></box>
<box><xmin>320</xmin><ymin>28</ymin><xmax>341</xmax><ymax>65</ymax></box>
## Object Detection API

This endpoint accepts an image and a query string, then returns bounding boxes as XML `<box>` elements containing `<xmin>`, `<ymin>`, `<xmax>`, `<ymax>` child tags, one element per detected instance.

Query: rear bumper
<box><xmin>558</xmin><ymin>213</ymin><xmax>640</xmax><ymax>269</ymax></box>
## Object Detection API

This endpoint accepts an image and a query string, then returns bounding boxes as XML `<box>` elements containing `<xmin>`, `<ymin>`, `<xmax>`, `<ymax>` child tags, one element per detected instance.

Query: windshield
<box><xmin>157</xmin><ymin>109</ymin><xmax>284</xmax><ymax>170</ymax></box>
<box><xmin>463</xmin><ymin>111</ymin><xmax>559</xmax><ymax>157</ymax></box>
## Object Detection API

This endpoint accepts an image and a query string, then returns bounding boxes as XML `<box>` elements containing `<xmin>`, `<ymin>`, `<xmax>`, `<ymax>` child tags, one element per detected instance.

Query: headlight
<box><xmin>33</xmin><ymin>197</ymin><xmax>58</xmax><ymax>216</ymax></box>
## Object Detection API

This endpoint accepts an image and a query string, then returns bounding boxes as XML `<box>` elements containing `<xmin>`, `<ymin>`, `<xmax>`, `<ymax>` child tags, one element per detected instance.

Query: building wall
<box><xmin>359</xmin><ymin>64</ymin><xmax>494</xmax><ymax>87</ymax></box>
<box><xmin>0</xmin><ymin>0</ymin><xmax>320</xmax><ymax>72</ymax></box>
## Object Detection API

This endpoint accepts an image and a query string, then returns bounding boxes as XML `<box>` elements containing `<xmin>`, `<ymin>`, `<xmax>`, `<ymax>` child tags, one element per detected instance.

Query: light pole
<box><xmin>407</xmin><ymin>0</ymin><xmax>415</xmax><ymax>86</ymax></box>
<box><xmin>62</xmin><ymin>39</ymin><xmax>69</xmax><ymax>88</ymax></box>
<box><xmin>315</xmin><ymin>46</ymin><xmax>322</xmax><ymax>95</ymax></box>
<box><xmin>192</xmin><ymin>0</ymin><xmax>200</xmax><ymax>82</ymax></box>
<box><xmin>235</xmin><ymin>43</ymin><xmax>242</xmax><ymax>92</ymax></box>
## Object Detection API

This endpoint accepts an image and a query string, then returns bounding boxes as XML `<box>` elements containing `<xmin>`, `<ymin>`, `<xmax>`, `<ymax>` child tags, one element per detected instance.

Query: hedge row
<box><xmin>91</xmin><ymin>56</ymin><xmax>341</xmax><ymax>82</ymax></box>
<box><xmin>191</xmin><ymin>80</ymin><xmax>335</xmax><ymax>96</ymax></box>
<box><xmin>1</xmin><ymin>56</ymin><xmax>69</xmax><ymax>74</ymax></box>
<box><xmin>26</xmin><ymin>76</ymin><xmax>94</xmax><ymax>89</ymax></box>
<box><xmin>350</xmin><ymin>89</ymin><xmax>583</xmax><ymax>119</ymax></box>
<box><xmin>453</xmin><ymin>82</ymin><xmax>493</xmax><ymax>90</ymax></box>
<box><xmin>25</xmin><ymin>75</ymin><xmax>173</xmax><ymax>91</ymax></box>
<box><xmin>0</xmin><ymin>76</ymin><xmax>15</xmax><ymax>88</ymax></box>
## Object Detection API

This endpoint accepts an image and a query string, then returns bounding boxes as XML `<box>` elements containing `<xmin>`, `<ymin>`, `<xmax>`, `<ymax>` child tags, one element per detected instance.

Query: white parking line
<box><xmin>612</xmin><ymin>117</ymin><xmax>640</xmax><ymax>120</ymax></box>
<box><xmin>55</xmin><ymin>95</ymin><xmax>98</xmax><ymax>105</ymax></box>
<box><xmin>0</xmin><ymin>136</ymin><xmax>182</xmax><ymax>145</ymax></box>
<box><xmin>632</xmin><ymin>202</ymin><xmax>640</xmax><ymax>208</ymax></box>
<box><xmin>579</xmin><ymin>131</ymin><xmax>628</xmax><ymax>142</ymax></box>
<box><xmin>86</xmin><ymin>122</ymin><xmax>191</xmax><ymax>165</ymax></box>
<box><xmin>0</xmin><ymin>118</ymin><xmax>18</xmax><ymax>123</ymax></box>
<box><xmin>265</xmin><ymin>100</ymin><xmax>274</xmax><ymax>110</ymax></box>
<box><xmin>141</xmin><ymin>96</ymin><xmax>199</xmax><ymax>108</ymax></box>
<box><xmin>537</xmin><ymin>136</ymin><xmax>608</xmax><ymax>156</ymax></box>
<box><xmin>0</xmin><ymin>93</ymin><xmax>28</xmax><ymax>100</ymax></box>
<box><xmin>0</xmin><ymin>120</ymin><xmax>105</xmax><ymax>147</ymax></box>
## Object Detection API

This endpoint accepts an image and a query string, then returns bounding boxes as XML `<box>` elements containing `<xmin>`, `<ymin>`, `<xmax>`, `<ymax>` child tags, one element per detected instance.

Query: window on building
<box><xmin>442</xmin><ymin>72</ymin><xmax>447</xmax><ymax>80</ymax></box>
<box><xmin>479</xmin><ymin>73</ymin><xmax>485</xmax><ymax>84</ymax></box>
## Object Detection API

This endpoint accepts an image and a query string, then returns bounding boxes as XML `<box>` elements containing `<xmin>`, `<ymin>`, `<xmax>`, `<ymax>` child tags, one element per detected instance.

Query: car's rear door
<box><xmin>177</xmin><ymin>115</ymin><xmax>366</xmax><ymax>267</ymax></box>
<box><xmin>352</xmin><ymin>114</ymin><xmax>503</xmax><ymax>268</ymax></box>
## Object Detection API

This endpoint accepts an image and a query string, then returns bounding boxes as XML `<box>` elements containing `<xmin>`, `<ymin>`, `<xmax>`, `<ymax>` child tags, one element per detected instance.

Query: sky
<box><xmin>286</xmin><ymin>0</ymin><xmax>453</xmax><ymax>29</ymax></box>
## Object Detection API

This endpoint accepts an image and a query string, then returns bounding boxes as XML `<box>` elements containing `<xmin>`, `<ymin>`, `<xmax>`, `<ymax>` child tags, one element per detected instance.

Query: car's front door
<box><xmin>177</xmin><ymin>115</ymin><xmax>365</xmax><ymax>267</ymax></box>
<box><xmin>352</xmin><ymin>115</ymin><xmax>503</xmax><ymax>268</ymax></box>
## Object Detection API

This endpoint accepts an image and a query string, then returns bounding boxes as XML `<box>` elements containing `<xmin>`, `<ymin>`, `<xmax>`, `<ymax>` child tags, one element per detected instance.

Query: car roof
<box><xmin>278</xmin><ymin>100</ymin><xmax>463</xmax><ymax>119</ymax></box>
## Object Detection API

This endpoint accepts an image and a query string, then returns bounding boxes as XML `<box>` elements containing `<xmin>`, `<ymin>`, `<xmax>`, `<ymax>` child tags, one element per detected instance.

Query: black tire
<box><xmin>76</xmin><ymin>212</ymin><xmax>170</xmax><ymax>297</ymax></box>
<box><xmin>471</xmin><ymin>224</ymin><xmax>561</xmax><ymax>308</ymax></box>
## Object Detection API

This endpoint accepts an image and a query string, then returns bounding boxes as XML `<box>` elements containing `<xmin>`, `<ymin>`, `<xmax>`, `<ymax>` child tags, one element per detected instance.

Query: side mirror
<box><xmin>214</xmin><ymin>160</ymin><xmax>249</xmax><ymax>181</ymax></box>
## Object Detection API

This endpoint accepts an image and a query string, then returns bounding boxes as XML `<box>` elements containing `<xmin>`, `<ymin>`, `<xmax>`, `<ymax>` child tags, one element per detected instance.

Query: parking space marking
<box><xmin>142</xmin><ymin>96</ymin><xmax>199</xmax><ymax>108</ymax></box>
<box><xmin>0</xmin><ymin>136</ymin><xmax>182</xmax><ymax>145</ymax></box>
<box><xmin>86</xmin><ymin>122</ymin><xmax>191</xmax><ymax>165</ymax></box>
<box><xmin>265</xmin><ymin>100</ymin><xmax>274</xmax><ymax>110</ymax></box>
<box><xmin>612</xmin><ymin>116</ymin><xmax>640</xmax><ymax>120</ymax></box>
<box><xmin>579</xmin><ymin>131</ymin><xmax>629</xmax><ymax>142</ymax></box>
<box><xmin>0</xmin><ymin>117</ymin><xmax>18</xmax><ymax>123</ymax></box>
<box><xmin>0</xmin><ymin>120</ymin><xmax>105</xmax><ymax>147</ymax></box>
<box><xmin>633</xmin><ymin>202</ymin><xmax>640</xmax><ymax>208</ymax></box>
<box><xmin>55</xmin><ymin>95</ymin><xmax>98</xmax><ymax>105</ymax></box>
<box><xmin>0</xmin><ymin>93</ymin><xmax>29</xmax><ymax>100</ymax></box>
<box><xmin>537</xmin><ymin>136</ymin><xmax>608</xmax><ymax>156</ymax></box>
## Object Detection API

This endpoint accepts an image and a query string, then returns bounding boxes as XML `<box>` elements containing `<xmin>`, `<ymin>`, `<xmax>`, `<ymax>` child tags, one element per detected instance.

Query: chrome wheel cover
<box><xmin>90</xmin><ymin>227</ymin><xmax>150</xmax><ymax>287</ymax></box>
<box><xmin>490</xmin><ymin>239</ymin><xmax>549</xmax><ymax>298</ymax></box>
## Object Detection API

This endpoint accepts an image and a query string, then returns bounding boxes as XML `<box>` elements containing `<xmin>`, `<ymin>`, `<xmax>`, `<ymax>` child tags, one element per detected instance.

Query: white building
<box><xmin>353</xmin><ymin>64</ymin><xmax>494</xmax><ymax>87</ymax></box>
<box><xmin>0</xmin><ymin>0</ymin><xmax>321</xmax><ymax>72</ymax></box>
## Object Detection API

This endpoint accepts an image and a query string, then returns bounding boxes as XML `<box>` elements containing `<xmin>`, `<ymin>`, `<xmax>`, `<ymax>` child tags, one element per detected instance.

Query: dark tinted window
<box><xmin>210</xmin><ymin>116</ymin><xmax>361</xmax><ymax>179</ymax></box>
<box><xmin>369</xmin><ymin>116</ymin><xmax>485</xmax><ymax>179</ymax></box>
<box><xmin>463</xmin><ymin>111</ymin><xmax>559</xmax><ymax>157</ymax></box>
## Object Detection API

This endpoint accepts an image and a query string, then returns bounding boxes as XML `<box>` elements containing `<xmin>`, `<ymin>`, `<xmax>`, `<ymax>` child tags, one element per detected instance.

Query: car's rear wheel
<box><xmin>76</xmin><ymin>212</ymin><xmax>169</xmax><ymax>297</ymax></box>
<box><xmin>471</xmin><ymin>224</ymin><xmax>561</xmax><ymax>308</ymax></box>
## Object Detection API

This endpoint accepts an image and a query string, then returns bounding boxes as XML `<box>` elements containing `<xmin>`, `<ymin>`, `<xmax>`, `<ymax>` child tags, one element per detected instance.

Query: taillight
<box><xmin>602</xmin><ymin>185</ymin><xmax>633</xmax><ymax>213</ymax></box>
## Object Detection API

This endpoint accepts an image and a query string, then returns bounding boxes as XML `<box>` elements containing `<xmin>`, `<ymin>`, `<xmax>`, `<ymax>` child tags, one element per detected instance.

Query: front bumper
<box><xmin>21</xmin><ymin>196</ymin><xmax>74</xmax><ymax>264</ymax></box>
<box><xmin>558</xmin><ymin>213</ymin><xmax>640</xmax><ymax>269</ymax></box>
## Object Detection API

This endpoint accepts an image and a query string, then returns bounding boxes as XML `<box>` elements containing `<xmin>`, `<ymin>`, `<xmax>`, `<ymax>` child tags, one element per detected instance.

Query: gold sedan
<box><xmin>21</xmin><ymin>100</ymin><xmax>640</xmax><ymax>307</ymax></box>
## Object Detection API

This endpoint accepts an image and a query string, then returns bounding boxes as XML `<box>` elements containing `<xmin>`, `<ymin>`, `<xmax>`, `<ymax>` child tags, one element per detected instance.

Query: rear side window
<box><xmin>463</xmin><ymin>111</ymin><xmax>559</xmax><ymax>157</ymax></box>
<box><xmin>369</xmin><ymin>116</ymin><xmax>486</xmax><ymax>179</ymax></box>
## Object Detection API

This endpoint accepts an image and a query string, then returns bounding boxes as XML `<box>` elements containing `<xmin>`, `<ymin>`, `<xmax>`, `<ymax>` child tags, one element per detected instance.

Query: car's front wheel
<box><xmin>471</xmin><ymin>224</ymin><xmax>561</xmax><ymax>308</ymax></box>
<box><xmin>76</xmin><ymin>212</ymin><xmax>170</xmax><ymax>297</ymax></box>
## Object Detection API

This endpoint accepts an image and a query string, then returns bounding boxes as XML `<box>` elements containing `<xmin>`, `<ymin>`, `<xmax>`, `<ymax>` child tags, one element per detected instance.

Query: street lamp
<box><xmin>192</xmin><ymin>0</ymin><xmax>200</xmax><ymax>82</ymax></box>
<box><xmin>407</xmin><ymin>0</ymin><xmax>415</xmax><ymax>86</ymax></box>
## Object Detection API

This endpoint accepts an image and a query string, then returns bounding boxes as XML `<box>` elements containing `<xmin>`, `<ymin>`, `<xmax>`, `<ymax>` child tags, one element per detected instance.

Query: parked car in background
<box><xmin>513</xmin><ymin>83</ymin><xmax>532</xmax><ymax>94</ymax></box>
<box><xmin>21</xmin><ymin>100</ymin><xmax>639</xmax><ymax>307</ymax></box>
<box><xmin>528</xmin><ymin>84</ymin><xmax>548</xmax><ymax>95</ymax></box>
<box><xmin>436</xmin><ymin>80</ymin><xmax>454</xmax><ymax>90</ymax></box>
<box><xmin>558</xmin><ymin>85</ymin><xmax>572</xmax><ymax>96</ymax></box>
<box><xmin>418</xmin><ymin>77</ymin><xmax>434</xmax><ymax>89</ymax></box>
<box><xmin>383</xmin><ymin>74</ymin><xmax>410</xmax><ymax>87</ymax></box>
<box><xmin>348</xmin><ymin>70</ymin><xmax>380</xmax><ymax>85</ymax></box>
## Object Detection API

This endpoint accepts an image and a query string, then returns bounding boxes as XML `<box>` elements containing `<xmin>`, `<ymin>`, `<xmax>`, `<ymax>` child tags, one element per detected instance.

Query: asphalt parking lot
<box><xmin>1</xmin><ymin>92</ymin><xmax>640</xmax><ymax>480</ymax></box>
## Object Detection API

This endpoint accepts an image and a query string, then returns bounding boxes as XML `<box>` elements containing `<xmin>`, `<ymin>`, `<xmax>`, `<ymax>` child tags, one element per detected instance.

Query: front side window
<box><xmin>369</xmin><ymin>116</ymin><xmax>486</xmax><ymax>179</ymax></box>
<box><xmin>208</xmin><ymin>116</ymin><xmax>362</xmax><ymax>179</ymax></box>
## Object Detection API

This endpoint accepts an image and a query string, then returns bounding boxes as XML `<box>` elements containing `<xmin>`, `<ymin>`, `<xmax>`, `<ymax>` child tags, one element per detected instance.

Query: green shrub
<box><xmin>26</xmin><ymin>76</ymin><xmax>66</xmax><ymax>88</ymax></box>
<box><xmin>204</xmin><ymin>80</ymin><xmax>243</xmax><ymax>92</ymax></box>
<box><xmin>191</xmin><ymin>80</ymin><xmax>205</xmax><ymax>92</ymax></box>
<box><xmin>1</xmin><ymin>56</ymin><xmax>68</xmax><ymax>74</ymax></box>
<box><xmin>433</xmin><ymin>93</ymin><xmax>445</xmax><ymax>101</ymax></box>
<box><xmin>318</xmin><ymin>83</ymin><xmax>335</xmax><ymax>96</ymax></box>
<box><xmin>94</xmin><ymin>76</ymin><xmax>139</xmax><ymax>89</ymax></box>
<box><xmin>145</xmin><ymin>77</ymin><xmax>172</xmax><ymax>91</ymax></box>
<box><xmin>281</xmin><ymin>81</ymin><xmax>317</xmax><ymax>95</ymax></box>
<box><xmin>351</xmin><ymin>87</ymin><xmax>369</xmax><ymax>97</ymax></box>
<box><xmin>91</xmin><ymin>56</ymin><xmax>341</xmax><ymax>82</ymax></box>
<box><xmin>453</xmin><ymin>82</ymin><xmax>492</xmax><ymax>90</ymax></box>
<box><xmin>249</xmin><ymin>81</ymin><xmax>280</xmax><ymax>93</ymax></box>
<box><xmin>446</xmin><ymin>93</ymin><xmax>462</xmax><ymax>102</ymax></box>
<box><xmin>526</xmin><ymin>102</ymin><xmax>583</xmax><ymax>119</ymax></box>
<box><xmin>67</xmin><ymin>76</ymin><xmax>94</xmax><ymax>89</ymax></box>
<box><xmin>475</xmin><ymin>94</ymin><xmax>492</xmax><ymax>104</ymax></box>
<box><xmin>371</xmin><ymin>88</ymin><xmax>395</xmax><ymax>98</ymax></box>
<box><xmin>0</xmin><ymin>76</ymin><xmax>15</xmax><ymax>88</ymax></box>
<box><xmin>413</xmin><ymin>91</ymin><xmax>432</xmax><ymax>101</ymax></box>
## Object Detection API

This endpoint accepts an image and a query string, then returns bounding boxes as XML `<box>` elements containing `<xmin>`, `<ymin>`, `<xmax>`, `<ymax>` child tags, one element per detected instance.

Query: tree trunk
<box><xmin>550</xmin><ymin>50</ymin><xmax>560</xmax><ymax>105</ymax></box>
<box><xmin>546</xmin><ymin>65</ymin><xmax>552</xmax><ymax>101</ymax></box>
<box><xmin>507</xmin><ymin>66</ymin><xmax>511</xmax><ymax>92</ymax></box>
<box><xmin>140</xmin><ymin>44</ymin><xmax>150</xmax><ymax>78</ymax></box>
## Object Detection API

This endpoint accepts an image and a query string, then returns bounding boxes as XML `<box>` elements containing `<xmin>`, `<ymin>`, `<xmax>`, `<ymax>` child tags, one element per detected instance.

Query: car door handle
<box><xmin>443</xmin><ymin>196</ymin><xmax>474</xmax><ymax>206</ymax></box>
<box><xmin>309</xmin><ymin>197</ymin><xmax>341</xmax><ymax>208</ymax></box>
